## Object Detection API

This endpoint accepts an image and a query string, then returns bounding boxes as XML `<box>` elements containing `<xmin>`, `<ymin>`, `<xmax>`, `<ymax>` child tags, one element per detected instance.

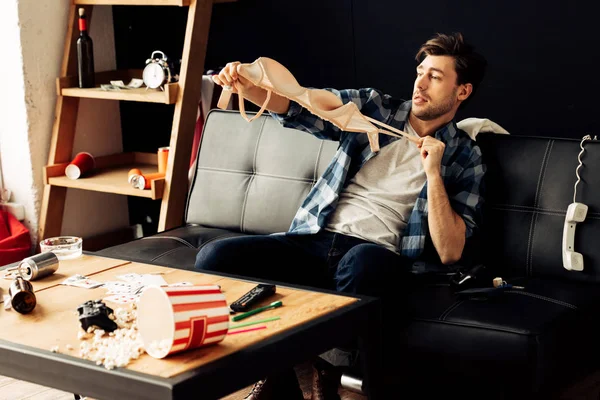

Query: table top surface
<box><xmin>0</xmin><ymin>254</ymin><xmax>361</xmax><ymax>380</ymax></box>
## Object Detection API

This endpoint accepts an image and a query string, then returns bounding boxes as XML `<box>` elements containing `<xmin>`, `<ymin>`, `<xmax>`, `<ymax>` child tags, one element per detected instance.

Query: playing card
<box><xmin>103</xmin><ymin>281</ymin><xmax>140</xmax><ymax>294</ymax></box>
<box><xmin>116</xmin><ymin>273</ymin><xmax>143</xmax><ymax>284</ymax></box>
<box><xmin>140</xmin><ymin>275</ymin><xmax>168</xmax><ymax>287</ymax></box>
<box><xmin>61</xmin><ymin>274</ymin><xmax>103</xmax><ymax>289</ymax></box>
<box><xmin>103</xmin><ymin>294</ymin><xmax>138</xmax><ymax>304</ymax></box>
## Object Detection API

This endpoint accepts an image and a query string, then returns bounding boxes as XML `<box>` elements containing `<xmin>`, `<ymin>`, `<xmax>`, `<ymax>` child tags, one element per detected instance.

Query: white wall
<box><xmin>0</xmin><ymin>0</ymin><xmax>31</xmax><ymax>228</ymax></box>
<box><xmin>0</xmin><ymin>1</ymin><xmax>128</xmax><ymax>247</ymax></box>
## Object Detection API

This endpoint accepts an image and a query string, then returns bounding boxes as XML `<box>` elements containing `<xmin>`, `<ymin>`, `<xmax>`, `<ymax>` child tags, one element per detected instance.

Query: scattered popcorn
<box><xmin>50</xmin><ymin>345</ymin><xmax>59</xmax><ymax>353</ymax></box>
<box><xmin>66</xmin><ymin>344</ymin><xmax>74</xmax><ymax>351</ymax></box>
<box><xmin>77</xmin><ymin>305</ymin><xmax>145</xmax><ymax>370</ymax></box>
<box><xmin>146</xmin><ymin>339</ymin><xmax>171</xmax><ymax>356</ymax></box>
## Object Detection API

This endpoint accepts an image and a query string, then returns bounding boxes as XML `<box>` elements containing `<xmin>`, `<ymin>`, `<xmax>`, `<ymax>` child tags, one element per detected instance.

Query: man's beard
<box><xmin>412</xmin><ymin>88</ymin><xmax>458</xmax><ymax>121</ymax></box>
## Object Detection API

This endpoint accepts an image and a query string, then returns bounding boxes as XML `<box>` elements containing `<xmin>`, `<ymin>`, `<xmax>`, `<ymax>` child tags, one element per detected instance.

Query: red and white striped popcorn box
<box><xmin>137</xmin><ymin>284</ymin><xmax>229</xmax><ymax>359</ymax></box>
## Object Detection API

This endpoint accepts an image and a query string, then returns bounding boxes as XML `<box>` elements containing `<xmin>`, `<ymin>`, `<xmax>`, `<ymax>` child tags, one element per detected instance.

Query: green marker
<box><xmin>232</xmin><ymin>300</ymin><xmax>283</xmax><ymax>322</ymax></box>
<box><xmin>229</xmin><ymin>316</ymin><xmax>281</xmax><ymax>330</ymax></box>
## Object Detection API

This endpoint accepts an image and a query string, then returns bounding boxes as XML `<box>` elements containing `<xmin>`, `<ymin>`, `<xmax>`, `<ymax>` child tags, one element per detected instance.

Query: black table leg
<box><xmin>358</xmin><ymin>299</ymin><xmax>383</xmax><ymax>400</ymax></box>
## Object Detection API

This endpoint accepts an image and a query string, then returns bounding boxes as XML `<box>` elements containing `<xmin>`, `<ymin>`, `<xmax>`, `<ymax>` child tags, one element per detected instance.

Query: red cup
<box><xmin>137</xmin><ymin>285</ymin><xmax>229</xmax><ymax>358</ymax></box>
<box><xmin>65</xmin><ymin>152</ymin><xmax>95</xmax><ymax>180</ymax></box>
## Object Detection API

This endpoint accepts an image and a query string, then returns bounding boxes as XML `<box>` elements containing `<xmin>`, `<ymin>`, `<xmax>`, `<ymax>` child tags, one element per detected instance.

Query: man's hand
<box><xmin>417</xmin><ymin>136</ymin><xmax>445</xmax><ymax>176</ymax></box>
<box><xmin>211</xmin><ymin>61</ymin><xmax>290</xmax><ymax>115</ymax></box>
<box><xmin>212</xmin><ymin>61</ymin><xmax>255</xmax><ymax>94</ymax></box>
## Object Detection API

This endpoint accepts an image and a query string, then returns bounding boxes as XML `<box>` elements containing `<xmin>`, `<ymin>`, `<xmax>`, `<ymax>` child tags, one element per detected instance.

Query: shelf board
<box><xmin>73</xmin><ymin>0</ymin><xmax>236</xmax><ymax>5</ymax></box>
<box><xmin>45</xmin><ymin>152</ymin><xmax>165</xmax><ymax>200</ymax></box>
<box><xmin>74</xmin><ymin>0</ymin><xmax>190</xmax><ymax>5</ymax></box>
<box><xmin>58</xmin><ymin>70</ymin><xmax>178</xmax><ymax>104</ymax></box>
<box><xmin>61</xmin><ymin>84</ymin><xmax>178</xmax><ymax>104</ymax></box>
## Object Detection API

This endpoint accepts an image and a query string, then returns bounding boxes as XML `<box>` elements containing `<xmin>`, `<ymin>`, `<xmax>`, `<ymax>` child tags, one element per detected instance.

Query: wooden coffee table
<box><xmin>0</xmin><ymin>254</ymin><xmax>383</xmax><ymax>400</ymax></box>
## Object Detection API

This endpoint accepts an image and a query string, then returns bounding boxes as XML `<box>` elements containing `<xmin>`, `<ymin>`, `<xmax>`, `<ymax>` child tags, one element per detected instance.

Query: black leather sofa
<box><xmin>97</xmin><ymin>109</ymin><xmax>600</xmax><ymax>399</ymax></box>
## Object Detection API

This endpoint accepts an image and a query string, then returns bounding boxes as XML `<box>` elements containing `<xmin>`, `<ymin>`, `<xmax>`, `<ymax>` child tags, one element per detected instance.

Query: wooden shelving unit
<box><xmin>39</xmin><ymin>0</ymin><xmax>232</xmax><ymax>242</ymax></box>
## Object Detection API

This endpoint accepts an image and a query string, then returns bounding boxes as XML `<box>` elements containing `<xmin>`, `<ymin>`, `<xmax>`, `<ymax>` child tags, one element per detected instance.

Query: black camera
<box><xmin>77</xmin><ymin>300</ymin><xmax>118</xmax><ymax>332</ymax></box>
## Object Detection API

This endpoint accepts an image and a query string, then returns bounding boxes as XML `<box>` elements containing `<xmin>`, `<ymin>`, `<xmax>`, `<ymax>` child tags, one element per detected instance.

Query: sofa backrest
<box><xmin>186</xmin><ymin>109</ymin><xmax>338</xmax><ymax>234</ymax></box>
<box><xmin>477</xmin><ymin>133</ymin><xmax>600</xmax><ymax>283</ymax></box>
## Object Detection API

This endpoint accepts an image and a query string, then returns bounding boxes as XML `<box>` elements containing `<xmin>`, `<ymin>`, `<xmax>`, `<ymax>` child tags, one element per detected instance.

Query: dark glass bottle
<box><xmin>9</xmin><ymin>276</ymin><xmax>36</xmax><ymax>314</ymax></box>
<box><xmin>77</xmin><ymin>8</ymin><xmax>95</xmax><ymax>88</ymax></box>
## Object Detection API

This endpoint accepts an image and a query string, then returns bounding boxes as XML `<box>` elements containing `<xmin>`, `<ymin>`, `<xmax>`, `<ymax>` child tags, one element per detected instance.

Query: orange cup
<box><xmin>158</xmin><ymin>147</ymin><xmax>169</xmax><ymax>174</ymax></box>
<box><xmin>137</xmin><ymin>285</ymin><xmax>229</xmax><ymax>359</ymax></box>
<box><xmin>65</xmin><ymin>152</ymin><xmax>95</xmax><ymax>180</ymax></box>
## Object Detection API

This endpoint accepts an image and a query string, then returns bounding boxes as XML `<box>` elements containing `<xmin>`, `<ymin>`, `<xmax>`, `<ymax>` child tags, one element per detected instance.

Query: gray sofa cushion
<box><xmin>186</xmin><ymin>110</ymin><xmax>338</xmax><ymax>234</ymax></box>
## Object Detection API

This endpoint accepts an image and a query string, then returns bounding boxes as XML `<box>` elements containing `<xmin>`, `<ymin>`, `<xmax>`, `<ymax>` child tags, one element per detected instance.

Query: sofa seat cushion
<box><xmin>95</xmin><ymin>226</ymin><xmax>247</xmax><ymax>271</ymax></box>
<box><xmin>404</xmin><ymin>277</ymin><xmax>600</xmax><ymax>394</ymax></box>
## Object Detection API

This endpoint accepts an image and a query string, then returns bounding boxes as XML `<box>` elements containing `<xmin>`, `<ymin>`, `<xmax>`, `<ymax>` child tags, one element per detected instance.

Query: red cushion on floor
<box><xmin>0</xmin><ymin>210</ymin><xmax>31</xmax><ymax>266</ymax></box>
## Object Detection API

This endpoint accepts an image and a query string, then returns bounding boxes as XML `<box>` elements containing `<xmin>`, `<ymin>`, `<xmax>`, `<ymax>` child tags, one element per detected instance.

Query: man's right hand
<box><xmin>212</xmin><ymin>62</ymin><xmax>255</xmax><ymax>94</ymax></box>
<box><xmin>211</xmin><ymin>60</ymin><xmax>291</xmax><ymax>115</ymax></box>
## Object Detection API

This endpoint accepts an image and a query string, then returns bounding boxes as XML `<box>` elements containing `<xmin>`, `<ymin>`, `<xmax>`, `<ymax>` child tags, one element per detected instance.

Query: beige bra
<box><xmin>217</xmin><ymin>57</ymin><xmax>419</xmax><ymax>152</ymax></box>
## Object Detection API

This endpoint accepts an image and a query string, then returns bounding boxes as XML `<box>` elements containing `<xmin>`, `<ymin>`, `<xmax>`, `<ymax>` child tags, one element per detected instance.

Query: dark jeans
<box><xmin>195</xmin><ymin>231</ymin><xmax>410</xmax><ymax>297</ymax></box>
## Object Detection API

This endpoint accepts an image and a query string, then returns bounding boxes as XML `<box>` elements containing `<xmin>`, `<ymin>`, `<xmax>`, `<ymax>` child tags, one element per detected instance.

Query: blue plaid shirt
<box><xmin>270</xmin><ymin>88</ymin><xmax>485</xmax><ymax>259</ymax></box>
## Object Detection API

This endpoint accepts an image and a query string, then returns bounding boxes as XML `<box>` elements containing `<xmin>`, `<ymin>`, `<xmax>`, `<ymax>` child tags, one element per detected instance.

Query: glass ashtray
<box><xmin>40</xmin><ymin>236</ymin><xmax>83</xmax><ymax>260</ymax></box>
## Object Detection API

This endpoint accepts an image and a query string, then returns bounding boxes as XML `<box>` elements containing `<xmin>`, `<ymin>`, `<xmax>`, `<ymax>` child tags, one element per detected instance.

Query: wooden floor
<box><xmin>0</xmin><ymin>362</ymin><xmax>366</xmax><ymax>400</ymax></box>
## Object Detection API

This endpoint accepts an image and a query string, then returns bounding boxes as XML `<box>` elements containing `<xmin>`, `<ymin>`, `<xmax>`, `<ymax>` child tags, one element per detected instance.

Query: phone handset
<box><xmin>562</xmin><ymin>202</ymin><xmax>588</xmax><ymax>271</ymax></box>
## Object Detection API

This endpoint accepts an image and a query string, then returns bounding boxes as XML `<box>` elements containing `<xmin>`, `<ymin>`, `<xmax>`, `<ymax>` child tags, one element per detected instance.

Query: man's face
<box><xmin>412</xmin><ymin>55</ymin><xmax>463</xmax><ymax>121</ymax></box>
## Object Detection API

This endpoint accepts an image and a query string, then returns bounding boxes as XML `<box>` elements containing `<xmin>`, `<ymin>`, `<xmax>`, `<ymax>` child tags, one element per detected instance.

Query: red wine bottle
<box><xmin>77</xmin><ymin>8</ymin><xmax>95</xmax><ymax>88</ymax></box>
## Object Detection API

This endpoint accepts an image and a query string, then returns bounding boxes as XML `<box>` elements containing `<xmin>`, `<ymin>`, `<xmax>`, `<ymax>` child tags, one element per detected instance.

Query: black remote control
<box><xmin>230</xmin><ymin>284</ymin><xmax>276</xmax><ymax>313</ymax></box>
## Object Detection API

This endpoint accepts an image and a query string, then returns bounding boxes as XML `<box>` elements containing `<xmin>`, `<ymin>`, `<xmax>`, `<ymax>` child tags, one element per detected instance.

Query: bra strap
<box><xmin>238</xmin><ymin>85</ymin><xmax>272</xmax><ymax>123</ymax></box>
<box><xmin>217</xmin><ymin>86</ymin><xmax>233</xmax><ymax>110</ymax></box>
<box><xmin>366</xmin><ymin>116</ymin><xmax>420</xmax><ymax>144</ymax></box>
<box><xmin>377</xmin><ymin>129</ymin><xmax>402</xmax><ymax>139</ymax></box>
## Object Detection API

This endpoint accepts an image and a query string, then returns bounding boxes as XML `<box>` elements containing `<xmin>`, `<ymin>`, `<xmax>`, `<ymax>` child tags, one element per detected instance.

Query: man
<box><xmin>197</xmin><ymin>32</ymin><xmax>487</xmax><ymax>399</ymax></box>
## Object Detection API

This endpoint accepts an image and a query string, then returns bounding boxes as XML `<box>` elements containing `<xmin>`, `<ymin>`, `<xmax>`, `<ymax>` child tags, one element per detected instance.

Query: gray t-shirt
<box><xmin>325</xmin><ymin>122</ymin><xmax>426</xmax><ymax>253</ymax></box>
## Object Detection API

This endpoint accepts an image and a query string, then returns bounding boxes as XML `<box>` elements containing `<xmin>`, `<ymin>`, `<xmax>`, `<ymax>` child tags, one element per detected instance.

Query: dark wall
<box><xmin>200</xmin><ymin>0</ymin><xmax>596</xmax><ymax>139</ymax></box>
<box><xmin>113</xmin><ymin>0</ymin><xmax>595</xmax><ymax>231</ymax></box>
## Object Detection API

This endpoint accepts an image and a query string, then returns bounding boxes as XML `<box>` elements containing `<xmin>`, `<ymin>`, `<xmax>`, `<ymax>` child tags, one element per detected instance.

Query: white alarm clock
<box><xmin>142</xmin><ymin>50</ymin><xmax>175</xmax><ymax>90</ymax></box>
